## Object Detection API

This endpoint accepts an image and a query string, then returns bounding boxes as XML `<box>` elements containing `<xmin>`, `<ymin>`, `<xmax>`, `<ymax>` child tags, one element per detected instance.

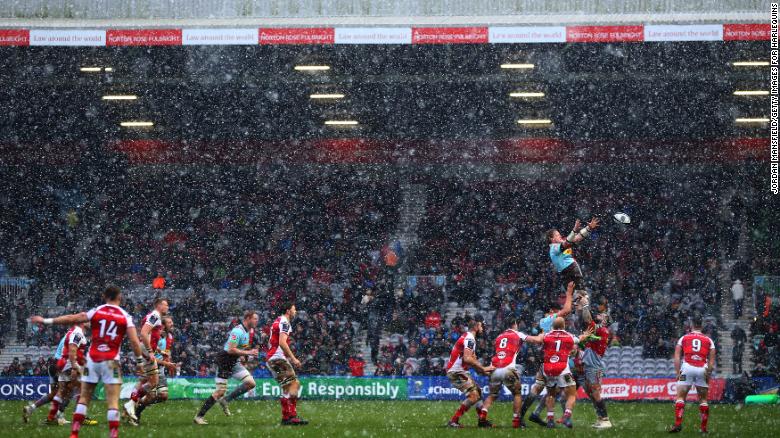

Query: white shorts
<box><xmin>215</xmin><ymin>363</ymin><xmax>251</xmax><ymax>385</ymax></box>
<box><xmin>545</xmin><ymin>372</ymin><xmax>577</xmax><ymax>388</ymax></box>
<box><xmin>678</xmin><ymin>362</ymin><xmax>709</xmax><ymax>388</ymax></box>
<box><xmin>544</xmin><ymin>364</ymin><xmax>576</xmax><ymax>388</ymax></box>
<box><xmin>81</xmin><ymin>357</ymin><xmax>122</xmax><ymax>385</ymax></box>
<box><xmin>489</xmin><ymin>366</ymin><xmax>522</xmax><ymax>396</ymax></box>
<box><xmin>57</xmin><ymin>368</ymin><xmax>79</xmax><ymax>383</ymax></box>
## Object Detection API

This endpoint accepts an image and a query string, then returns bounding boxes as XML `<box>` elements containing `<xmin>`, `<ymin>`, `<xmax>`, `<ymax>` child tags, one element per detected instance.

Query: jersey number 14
<box><xmin>98</xmin><ymin>320</ymin><xmax>118</xmax><ymax>340</ymax></box>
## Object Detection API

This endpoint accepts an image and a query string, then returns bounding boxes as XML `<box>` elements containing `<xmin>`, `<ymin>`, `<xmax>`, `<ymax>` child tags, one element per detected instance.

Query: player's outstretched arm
<box><xmin>559</xmin><ymin>281</ymin><xmax>575</xmax><ymax>318</ymax></box>
<box><xmin>31</xmin><ymin>313</ymin><xmax>89</xmax><ymax>326</ymax></box>
<box><xmin>524</xmin><ymin>334</ymin><xmax>544</xmax><ymax>345</ymax></box>
<box><xmin>279</xmin><ymin>332</ymin><xmax>301</xmax><ymax>368</ymax></box>
<box><xmin>564</xmin><ymin>217</ymin><xmax>599</xmax><ymax>248</ymax></box>
<box><xmin>576</xmin><ymin>326</ymin><xmax>595</xmax><ymax>343</ymax></box>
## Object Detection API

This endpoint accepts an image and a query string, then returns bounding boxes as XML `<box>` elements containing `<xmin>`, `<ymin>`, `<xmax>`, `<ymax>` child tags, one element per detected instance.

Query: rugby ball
<box><xmin>613</xmin><ymin>212</ymin><xmax>631</xmax><ymax>224</ymax></box>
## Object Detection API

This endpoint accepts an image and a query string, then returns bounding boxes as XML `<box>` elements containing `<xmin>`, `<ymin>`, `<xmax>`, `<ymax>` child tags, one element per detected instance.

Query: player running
<box><xmin>541</xmin><ymin>317</ymin><xmax>593</xmax><ymax>429</ymax></box>
<box><xmin>30</xmin><ymin>285</ymin><xmax>150</xmax><ymax>438</ymax></box>
<box><xmin>518</xmin><ymin>280</ymin><xmax>574</xmax><ymax>426</ymax></box>
<box><xmin>481</xmin><ymin>317</ymin><xmax>544</xmax><ymax>429</ymax></box>
<box><xmin>668</xmin><ymin>314</ymin><xmax>716</xmax><ymax>434</ymax></box>
<box><xmin>267</xmin><ymin>301</ymin><xmax>308</xmax><ymax>426</ymax></box>
<box><xmin>446</xmin><ymin>317</ymin><xmax>495</xmax><ymax>428</ymax></box>
<box><xmin>193</xmin><ymin>310</ymin><xmax>259</xmax><ymax>425</ymax></box>
<box><xmin>579</xmin><ymin>312</ymin><xmax>613</xmax><ymax>429</ymax></box>
<box><xmin>131</xmin><ymin>316</ymin><xmax>177</xmax><ymax>426</ymax></box>
<box><xmin>124</xmin><ymin>298</ymin><xmax>169</xmax><ymax>421</ymax></box>
<box><xmin>23</xmin><ymin>323</ymin><xmax>93</xmax><ymax>426</ymax></box>
<box><xmin>546</xmin><ymin>217</ymin><xmax>600</xmax><ymax>315</ymax></box>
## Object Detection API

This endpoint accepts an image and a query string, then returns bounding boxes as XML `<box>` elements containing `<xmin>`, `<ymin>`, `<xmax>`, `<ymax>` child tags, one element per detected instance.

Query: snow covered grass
<box><xmin>1</xmin><ymin>399</ymin><xmax>775</xmax><ymax>437</ymax></box>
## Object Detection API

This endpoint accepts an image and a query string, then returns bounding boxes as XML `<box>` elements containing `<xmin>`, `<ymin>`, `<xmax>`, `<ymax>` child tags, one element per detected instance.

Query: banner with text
<box><xmin>0</xmin><ymin>375</ymin><xmax>725</xmax><ymax>401</ymax></box>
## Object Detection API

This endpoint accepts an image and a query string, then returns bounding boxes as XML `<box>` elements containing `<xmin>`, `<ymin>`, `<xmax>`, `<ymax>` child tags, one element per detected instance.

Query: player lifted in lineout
<box><xmin>546</xmin><ymin>217</ymin><xmax>600</xmax><ymax>320</ymax></box>
<box><xmin>194</xmin><ymin>310</ymin><xmax>259</xmax><ymax>425</ymax></box>
<box><xmin>445</xmin><ymin>317</ymin><xmax>495</xmax><ymax>428</ymax></box>
<box><xmin>669</xmin><ymin>314</ymin><xmax>716</xmax><ymax>434</ymax></box>
<box><xmin>267</xmin><ymin>302</ymin><xmax>308</xmax><ymax>425</ymax></box>
<box><xmin>124</xmin><ymin>298</ymin><xmax>169</xmax><ymax>422</ymax></box>
<box><xmin>30</xmin><ymin>285</ymin><xmax>151</xmax><ymax>438</ymax></box>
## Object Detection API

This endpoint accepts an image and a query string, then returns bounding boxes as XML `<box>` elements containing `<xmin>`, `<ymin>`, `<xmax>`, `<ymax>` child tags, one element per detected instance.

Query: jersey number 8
<box><xmin>499</xmin><ymin>338</ymin><xmax>508</xmax><ymax>349</ymax></box>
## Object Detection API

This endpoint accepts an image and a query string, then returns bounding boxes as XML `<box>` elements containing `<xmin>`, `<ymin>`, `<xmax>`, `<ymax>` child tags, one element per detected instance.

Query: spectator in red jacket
<box><xmin>425</xmin><ymin>310</ymin><xmax>442</xmax><ymax>329</ymax></box>
<box><xmin>348</xmin><ymin>354</ymin><xmax>366</xmax><ymax>377</ymax></box>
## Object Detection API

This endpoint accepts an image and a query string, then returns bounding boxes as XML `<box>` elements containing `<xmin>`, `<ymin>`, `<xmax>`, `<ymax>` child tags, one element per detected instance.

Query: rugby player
<box><xmin>31</xmin><ymin>285</ymin><xmax>150</xmax><ymax>438</ymax></box>
<box><xmin>445</xmin><ymin>317</ymin><xmax>495</xmax><ymax>428</ymax></box>
<box><xmin>131</xmin><ymin>316</ymin><xmax>177</xmax><ymax>425</ymax></box>
<box><xmin>193</xmin><ymin>310</ymin><xmax>259</xmax><ymax>425</ymax></box>
<box><xmin>267</xmin><ymin>301</ymin><xmax>308</xmax><ymax>425</ymax></box>
<box><xmin>541</xmin><ymin>317</ymin><xmax>593</xmax><ymax>429</ymax></box>
<box><xmin>669</xmin><ymin>314</ymin><xmax>716</xmax><ymax>434</ymax></box>
<box><xmin>518</xmin><ymin>280</ymin><xmax>574</xmax><ymax>426</ymax></box>
<box><xmin>124</xmin><ymin>298</ymin><xmax>168</xmax><ymax>421</ymax></box>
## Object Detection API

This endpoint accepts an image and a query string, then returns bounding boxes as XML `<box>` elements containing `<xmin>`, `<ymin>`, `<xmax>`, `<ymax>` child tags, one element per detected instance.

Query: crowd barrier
<box><xmin>0</xmin><ymin>375</ymin><xmax>731</xmax><ymax>402</ymax></box>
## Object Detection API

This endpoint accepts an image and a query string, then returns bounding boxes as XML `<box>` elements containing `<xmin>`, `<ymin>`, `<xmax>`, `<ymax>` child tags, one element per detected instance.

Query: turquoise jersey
<box><xmin>223</xmin><ymin>324</ymin><xmax>250</xmax><ymax>352</ymax></box>
<box><xmin>53</xmin><ymin>336</ymin><xmax>66</xmax><ymax>360</ymax></box>
<box><xmin>540</xmin><ymin>313</ymin><xmax>557</xmax><ymax>333</ymax></box>
<box><xmin>155</xmin><ymin>336</ymin><xmax>167</xmax><ymax>361</ymax></box>
<box><xmin>549</xmin><ymin>243</ymin><xmax>575</xmax><ymax>273</ymax></box>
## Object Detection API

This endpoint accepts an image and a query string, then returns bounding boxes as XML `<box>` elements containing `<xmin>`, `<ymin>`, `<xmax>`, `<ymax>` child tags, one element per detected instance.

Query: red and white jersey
<box><xmin>56</xmin><ymin>326</ymin><xmax>87</xmax><ymax>370</ymax></box>
<box><xmin>446</xmin><ymin>332</ymin><xmax>476</xmax><ymax>373</ymax></box>
<box><xmin>677</xmin><ymin>331</ymin><xmax>715</xmax><ymax>368</ymax></box>
<box><xmin>141</xmin><ymin>309</ymin><xmax>163</xmax><ymax>352</ymax></box>
<box><xmin>542</xmin><ymin>330</ymin><xmax>578</xmax><ymax>377</ymax></box>
<box><xmin>584</xmin><ymin>321</ymin><xmax>610</xmax><ymax>357</ymax></box>
<box><xmin>491</xmin><ymin>329</ymin><xmax>528</xmax><ymax>368</ymax></box>
<box><xmin>86</xmin><ymin>304</ymin><xmax>134</xmax><ymax>362</ymax></box>
<box><xmin>267</xmin><ymin>315</ymin><xmax>292</xmax><ymax>361</ymax></box>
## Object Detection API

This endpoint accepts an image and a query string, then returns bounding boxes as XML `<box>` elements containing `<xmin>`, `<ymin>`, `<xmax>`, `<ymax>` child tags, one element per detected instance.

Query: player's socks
<box><xmin>596</xmin><ymin>399</ymin><xmax>608</xmax><ymax>418</ymax></box>
<box><xmin>71</xmin><ymin>403</ymin><xmax>87</xmax><ymax>437</ymax></box>
<box><xmin>518</xmin><ymin>395</ymin><xmax>534</xmax><ymax>418</ymax></box>
<box><xmin>290</xmin><ymin>395</ymin><xmax>299</xmax><ymax>417</ymax></box>
<box><xmin>699</xmin><ymin>403</ymin><xmax>709</xmax><ymax>432</ymax></box>
<box><xmin>533</xmin><ymin>395</ymin><xmax>546</xmax><ymax>416</ymax></box>
<box><xmin>674</xmin><ymin>399</ymin><xmax>685</xmax><ymax>427</ymax></box>
<box><xmin>450</xmin><ymin>402</ymin><xmax>470</xmax><ymax>423</ymax></box>
<box><xmin>280</xmin><ymin>397</ymin><xmax>291</xmax><ymax>420</ymax></box>
<box><xmin>478</xmin><ymin>407</ymin><xmax>488</xmax><ymax>421</ymax></box>
<box><xmin>546</xmin><ymin>410</ymin><xmax>555</xmax><ymax>428</ymax></box>
<box><xmin>33</xmin><ymin>393</ymin><xmax>52</xmax><ymax>409</ymax></box>
<box><xmin>107</xmin><ymin>409</ymin><xmax>119</xmax><ymax>438</ymax></box>
<box><xmin>223</xmin><ymin>381</ymin><xmax>252</xmax><ymax>402</ymax></box>
<box><xmin>47</xmin><ymin>396</ymin><xmax>62</xmax><ymax>421</ymax></box>
<box><xmin>196</xmin><ymin>395</ymin><xmax>217</xmax><ymax>418</ymax></box>
<box><xmin>135</xmin><ymin>401</ymin><xmax>148</xmax><ymax>419</ymax></box>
